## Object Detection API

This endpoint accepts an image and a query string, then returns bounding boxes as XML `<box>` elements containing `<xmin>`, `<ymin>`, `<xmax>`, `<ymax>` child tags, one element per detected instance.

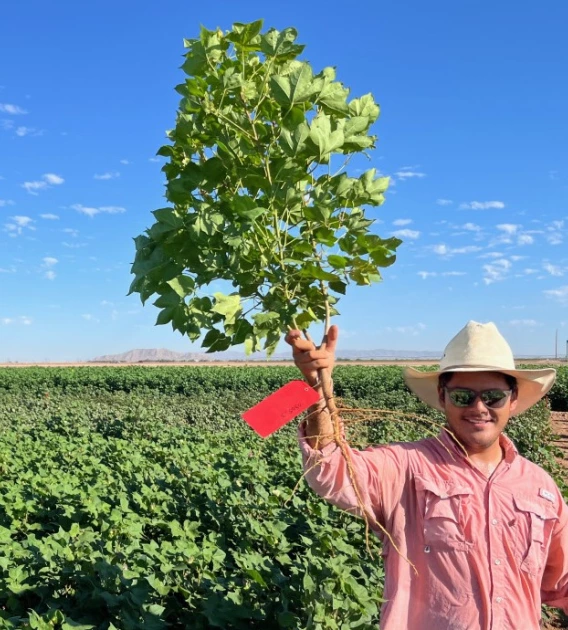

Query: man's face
<box><xmin>438</xmin><ymin>371</ymin><xmax>518</xmax><ymax>455</ymax></box>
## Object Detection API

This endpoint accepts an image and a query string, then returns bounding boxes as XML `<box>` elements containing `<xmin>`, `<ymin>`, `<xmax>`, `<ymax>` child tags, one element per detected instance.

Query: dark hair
<box><xmin>438</xmin><ymin>372</ymin><xmax>518</xmax><ymax>392</ymax></box>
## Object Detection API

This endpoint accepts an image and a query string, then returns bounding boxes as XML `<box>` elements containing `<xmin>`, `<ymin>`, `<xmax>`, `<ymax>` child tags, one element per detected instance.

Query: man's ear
<box><xmin>509</xmin><ymin>390</ymin><xmax>519</xmax><ymax>414</ymax></box>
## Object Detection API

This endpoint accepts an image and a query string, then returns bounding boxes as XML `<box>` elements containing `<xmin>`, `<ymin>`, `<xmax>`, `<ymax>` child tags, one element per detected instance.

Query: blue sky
<box><xmin>1</xmin><ymin>0</ymin><xmax>567</xmax><ymax>361</ymax></box>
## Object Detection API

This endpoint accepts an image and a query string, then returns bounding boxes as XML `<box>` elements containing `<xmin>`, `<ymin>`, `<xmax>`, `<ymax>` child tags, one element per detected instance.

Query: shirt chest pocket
<box><xmin>415</xmin><ymin>476</ymin><xmax>474</xmax><ymax>552</ymax></box>
<box><xmin>513</xmin><ymin>495</ymin><xmax>558</xmax><ymax>576</ymax></box>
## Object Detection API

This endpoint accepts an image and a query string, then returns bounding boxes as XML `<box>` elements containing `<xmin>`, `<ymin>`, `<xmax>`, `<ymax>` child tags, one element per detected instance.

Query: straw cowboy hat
<box><xmin>404</xmin><ymin>321</ymin><xmax>556</xmax><ymax>416</ymax></box>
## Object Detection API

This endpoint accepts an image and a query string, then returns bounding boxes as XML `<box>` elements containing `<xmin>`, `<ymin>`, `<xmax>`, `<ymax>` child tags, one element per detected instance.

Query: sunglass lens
<box><xmin>480</xmin><ymin>389</ymin><xmax>509</xmax><ymax>408</ymax></box>
<box><xmin>448</xmin><ymin>389</ymin><xmax>475</xmax><ymax>407</ymax></box>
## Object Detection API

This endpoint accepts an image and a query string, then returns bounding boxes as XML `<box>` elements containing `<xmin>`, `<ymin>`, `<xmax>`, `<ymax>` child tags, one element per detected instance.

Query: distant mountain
<box><xmin>89</xmin><ymin>347</ymin><xmax>442</xmax><ymax>363</ymax></box>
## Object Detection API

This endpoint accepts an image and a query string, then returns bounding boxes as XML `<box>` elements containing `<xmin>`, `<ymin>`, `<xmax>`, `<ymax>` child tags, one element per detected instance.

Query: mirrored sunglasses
<box><xmin>444</xmin><ymin>387</ymin><xmax>513</xmax><ymax>409</ymax></box>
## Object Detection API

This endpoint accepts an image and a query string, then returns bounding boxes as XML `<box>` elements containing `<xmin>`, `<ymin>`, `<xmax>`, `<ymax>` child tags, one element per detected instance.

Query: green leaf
<box><xmin>271</xmin><ymin>63</ymin><xmax>315</xmax><ymax>106</ymax></box>
<box><xmin>167</xmin><ymin>275</ymin><xmax>195</xmax><ymax>297</ymax></box>
<box><xmin>260</xmin><ymin>27</ymin><xmax>304</xmax><ymax>58</ymax></box>
<box><xmin>211</xmin><ymin>293</ymin><xmax>241</xmax><ymax>325</ymax></box>
<box><xmin>327</xmin><ymin>255</ymin><xmax>347</xmax><ymax>269</ymax></box>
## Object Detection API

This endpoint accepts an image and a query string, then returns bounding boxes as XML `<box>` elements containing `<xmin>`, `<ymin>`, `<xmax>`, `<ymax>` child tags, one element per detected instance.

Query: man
<box><xmin>286</xmin><ymin>320</ymin><xmax>568</xmax><ymax>629</ymax></box>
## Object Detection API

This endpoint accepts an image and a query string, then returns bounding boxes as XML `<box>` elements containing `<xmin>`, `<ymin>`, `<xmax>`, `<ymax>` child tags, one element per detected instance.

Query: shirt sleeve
<box><xmin>541</xmin><ymin>491</ymin><xmax>568</xmax><ymax>614</ymax></box>
<box><xmin>298</xmin><ymin>421</ymin><xmax>408</xmax><ymax>529</ymax></box>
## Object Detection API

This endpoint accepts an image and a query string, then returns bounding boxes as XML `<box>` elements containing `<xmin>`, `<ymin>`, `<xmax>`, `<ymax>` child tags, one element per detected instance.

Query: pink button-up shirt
<box><xmin>299</xmin><ymin>426</ymin><xmax>568</xmax><ymax>629</ymax></box>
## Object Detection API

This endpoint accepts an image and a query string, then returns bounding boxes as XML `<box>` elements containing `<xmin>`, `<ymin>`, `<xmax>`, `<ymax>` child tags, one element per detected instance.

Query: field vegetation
<box><xmin>0</xmin><ymin>365</ymin><xmax>566</xmax><ymax>629</ymax></box>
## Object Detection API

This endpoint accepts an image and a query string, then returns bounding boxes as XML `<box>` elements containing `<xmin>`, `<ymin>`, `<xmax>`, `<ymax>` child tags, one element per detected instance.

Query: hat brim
<box><xmin>403</xmin><ymin>366</ymin><xmax>556</xmax><ymax>416</ymax></box>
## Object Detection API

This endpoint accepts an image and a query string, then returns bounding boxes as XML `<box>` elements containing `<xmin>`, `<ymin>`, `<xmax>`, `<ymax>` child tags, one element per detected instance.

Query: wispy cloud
<box><xmin>41</xmin><ymin>257</ymin><xmax>58</xmax><ymax>280</ymax></box>
<box><xmin>71</xmin><ymin>204</ymin><xmax>126</xmax><ymax>217</ymax></box>
<box><xmin>509</xmin><ymin>319</ymin><xmax>540</xmax><ymax>327</ymax></box>
<box><xmin>459</xmin><ymin>201</ymin><xmax>505</xmax><ymax>210</ymax></box>
<box><xmin>433</xmin><ymin>244</ymin><xmax>482</xmax><ymax>256</ymax></box>
<box><xmin>483</xmin><ymin>258</ymin><xmax>511</xmax><ymax>285</ymax></box>
<box><xmin>15</xmin><ymin>126</ymin><xmax>42</xmax><ymax>137</ymax></box>
<box><xmin>4</xmin><ymin>215</ymin><xmax>35</xmax><ymax>236</ymax></box>
<box><xmin>0</xmin><ymin>199</ymin><xmax>15</xmax><ymax>207</ymax></box>
<box><xmin>1</xmin><ymin>315</ymin><xmax>32</xmax><ymax>326</ymax></box>
<box><xmin>543</xmin><ymin>263</ymin><xmax>564</xmax><ymax>276</ymax></box>
<box><xmin>436</xmin><ymin>199</ymin><xmax>453</xmax><ymax>206</ymax></box>
<box><xmin>517</xmin><ymin>234</ymin><xmax>534</xmax><ymax>245</ymax></box>
<box><xmin>385</xmin><ymin>323</ymin><xmax>426</xmax><ymax>335</ymax></box>
<box><xmin>393</xmin><ymin>219</ymin><xmax>412</xmax><ymax>226</ymax></box>
<box><xmin>82</xmin><ymin>313</ymin><xmax>100</xmax><ymax>323</ymax></box>
<box><xmin>396</xmin><ymin>169</ymin><xmax>426</xmax><ymax>180</ymax></box>
<box><xmin>418</xmin><ymin>271</ymin><xmax>466</xmax><ymax>279</ymax></box>
<box><xmin>462</xmin><ymin>222</ymin><xmax>481</xmax><ymax>232</ymax></box>
<box><xmin>0</xmin><ymin>103</ymin><xmax>27</xmax><ymax>115</ymax></box>
<box><xmin>544</xmin><ymin>285</ymin><xmax>568</xmax><ymax>304</ymax></box>
<box><xmin>496</xmin><ymin>224</ymin><xmax>519</xmax><ymax>234</ymax></box>
<box><xmin>22</xmin><ymin>173</ymin><xmax>65</xmax><ymax>195</ymax></box>
<box><xmin>40</xmin><ymin>213</ymin><xmax>59</xmax><ymax>220</ymax></box>
<box><xmin>94</xmin><ymin>171</ymin><xmax>120</xmax><ymax>180</ymax></box>
<box><xmin>392</xmin><ymin>229</ymin><xmax>420</xmax><ymax>239</ymax></box>
<box><xmin>120</xmin><ymin>159</ymin><xmax>130</xmax><ymax>165</ymax></box>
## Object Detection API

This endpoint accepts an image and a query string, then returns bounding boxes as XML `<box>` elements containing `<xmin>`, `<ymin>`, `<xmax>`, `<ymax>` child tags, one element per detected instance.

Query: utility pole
<box><xmin>556</xmin><ymin>329</ymin><xmax>558</xmax><ymax>359</ymax></box>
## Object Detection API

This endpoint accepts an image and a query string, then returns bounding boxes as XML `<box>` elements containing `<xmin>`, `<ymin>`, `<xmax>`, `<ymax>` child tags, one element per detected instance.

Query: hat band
<box><xmin>441</xmin><ymin>363</ymin><xmax>516</xmax><ymax>372</ymax></box>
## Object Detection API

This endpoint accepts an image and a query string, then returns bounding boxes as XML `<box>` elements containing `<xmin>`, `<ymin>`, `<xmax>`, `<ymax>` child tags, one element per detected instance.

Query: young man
<box><xmin>286</xmin><ymin>321</ymin><xmax>568</xmax><ymax>630</ymax></box>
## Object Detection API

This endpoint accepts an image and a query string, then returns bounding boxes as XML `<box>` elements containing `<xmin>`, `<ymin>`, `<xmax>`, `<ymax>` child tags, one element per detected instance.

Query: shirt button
<box><xmin>494</xmin><ymin>559</ymin><xmax>501</xmax><ymax>565</ymax></box>
<box><xmin>424</xmin><ymin>546</ymin><xmax>431</xmax><ymax>553</ymax></box>
<box><xmin>496</xmin><ymin>597</ymin><xmax>503</xmax><ymax>603</ymax></box>
<box><xmin>492</xmin><ymin>518</ymin><xmax>499</xmax><ymax>525</ymax></box>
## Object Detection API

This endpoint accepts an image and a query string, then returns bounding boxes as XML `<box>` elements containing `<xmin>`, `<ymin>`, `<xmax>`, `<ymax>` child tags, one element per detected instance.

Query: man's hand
<box><xmin>285</xmin><ymin>325</ymin><xmax>339</xmax><ymax>385</ymax></box>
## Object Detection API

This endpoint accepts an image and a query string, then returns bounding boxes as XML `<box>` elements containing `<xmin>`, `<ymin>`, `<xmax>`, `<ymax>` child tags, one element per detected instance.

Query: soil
<box><xmin>551</xmin><ymin>411</ymin><xmax>568</xmax><ymax>466</ymax></box>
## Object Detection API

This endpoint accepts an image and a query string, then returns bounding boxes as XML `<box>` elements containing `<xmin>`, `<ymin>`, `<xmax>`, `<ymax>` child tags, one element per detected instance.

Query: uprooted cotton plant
<box><xmin>129</xmin><ymin>19</ymin><xmax>403</xmax><ymax>555</ymax></box>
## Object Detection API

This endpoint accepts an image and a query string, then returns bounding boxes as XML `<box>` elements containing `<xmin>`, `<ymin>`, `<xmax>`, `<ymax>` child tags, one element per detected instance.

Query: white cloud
<box><xmin>94</xmin><ymin>171</ymin><xmax>120</xmax><ymax>180</ymax></box>
<box><xmin>546</xmin><ymin>232</ymin><xmax>563</xmax><ymax>245</ymax></box>
<box><xmin>40</xmin><ymin>214</ymin><xmax>59</xmax><ymax>220</ymax></box>
<box><xmin>4</xmin><ymin>215</ymin><xmax>35</xmax><ymax>236</ymax></box>
<box><xmin>42</xmin><ymin>257</ymin><xmax>58</xmax><ymax>280</ymax></box>
<box><xmin>483</xmin><ymin>258</ymin><xmax>512</xmax><ymax>285</ymax></box>
<box><xmin>509</xmin><ymin>319</ymin><xmax>540</xmax><ymax>327</ymax></box>
<box><xmin>1</xmin><ymin>315</ymin><xmax>32</xmax><ymax>326</ymax></box>
<box><xmin>462</xmin><ymin>223</ymin><xmax>481</xmax><ymax>232</ymax></box>
<box><xmin>443</xmin><ymin>271</ymin><xmax>467</xmax><ymax>276</ymax></box>
<box><xmin>523</xmin><ymin>268</ymin><xmax>538</xmax><ymax>275</ymax></box>
<box><xmin>496</xmin><ymin>224</ymin><xmax>519</xmax><ymax>234</ymax></box>
<box><xmin>459</xmin><ymin>201</ymin><xmax>505</xmax><ymax>210</ymax></box>
<box><xmin>393</xmin><ymin>219</ymin><xmax>412</xmax><ymax>226</ymax></box>
<box><xmin>386</xmin><ymin>323</ymin><xmax>426</xmax><ymax>336</ymax></box>
<box><xmin>543</xmin><ymin>263</ymin><xmax>564</xmax><ymax>276</ymax></box>
<box><xmin>44</xmin><ymin>173</ymin><xmax>64</xmax><ymax>185</ymax></box>
<box><xmin>82</xmin><ymin>314</ymin><xmax>100</xmax><ymax>323</ymax></box>
<box><xmin>544</xmin><ymin>286</ymin><xmax>568</xmax><ymax>304</ymax></box>
<box><xmin>396</xmin><ymin>171</ymin><xmax>426</xmax><ymax>180</ymax></box>
<box><xmin>392</xmin><ymin>229</ymin><xmax>420</xmax><ymax>239</ymax></box>
<box><xmin>433</xmin><ymin>244</ymin><xmax>482</xmax><ymax>256</ymax></box>
<box><xmin>120</xmin><ymin>159</ymin><xmax>130</xmax><ymax>165</ymax></box>
<box><xmin>436</xmin><ymin>199</ymin><xmax>453</xmax><ymax>206</ymax></box>
<box><xmin>63</xmin><ymin>228</ymin><xmax>79</xmax><ymax>237</ymax></box>
<box><xmin>15</xmin><ymin>126</ymin><xmax>41</xmax><ymax>137</ymax></box>
<box><xmin>22</xmin><ymin>173</ymin><xmax>65</xmax><ymax>195</ymax></box>
<box><xmin>0</xmin><ymin>199</ymin><xmax>15</xmax><ymax>207</ymax></box>
<box><xmin>517</xmin><ymin>234</ymin><xmax>534</xmax><ymax>245</ymax></box>
<box><xmin>149</xmin><ymin>157</ymin><xmax>161</xmax><ymax>162</ymax></box>
<box><xmin>418</xmin><ymin>271</ymin><xmax>437</xmax><ymax>279</ymax></box>
<box><xmin>0</xmin><ymin>103</ymin><xmax>27</xmax><ymax>115</ymax></box>
<box><xmin>71</xmin><ymin>204</ymin><xmax>126</xmax><ymax>217</ymax></box>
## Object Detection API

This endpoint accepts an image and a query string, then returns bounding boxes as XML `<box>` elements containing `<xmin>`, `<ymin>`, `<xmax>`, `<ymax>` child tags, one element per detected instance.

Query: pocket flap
<box><xmin>415</xmin><ymin>475</ymin><xmax>473</xmax><ymax>499</ymax></box>
<box><xmin>513</xmin><ymin>495</ymin><xmax>558</xmax><ymax>522</ymax></box>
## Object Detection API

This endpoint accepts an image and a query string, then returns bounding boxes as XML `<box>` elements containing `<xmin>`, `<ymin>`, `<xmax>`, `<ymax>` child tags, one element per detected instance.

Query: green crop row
<box><xmin>0</xmin><ymin>367</ymin><xmax>564</xmax><ymax>628</ymax></box>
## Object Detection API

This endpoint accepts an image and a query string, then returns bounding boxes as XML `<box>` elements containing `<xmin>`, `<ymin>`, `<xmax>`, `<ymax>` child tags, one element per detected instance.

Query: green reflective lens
<box><xmin>445</xmin><ymin>388</ymin><xmax>511</xmax><ymax>409</ymax></box>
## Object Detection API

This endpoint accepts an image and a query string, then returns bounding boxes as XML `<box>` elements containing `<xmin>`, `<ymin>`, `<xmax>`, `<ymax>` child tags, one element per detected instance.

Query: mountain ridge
<box><xmin>89</xmin><ymin>347</ymin><xmax>443</xmax><ymax>363</ymax></box>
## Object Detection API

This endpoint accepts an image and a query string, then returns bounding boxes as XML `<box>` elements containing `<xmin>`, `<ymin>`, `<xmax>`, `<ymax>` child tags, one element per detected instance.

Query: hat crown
<box><xmin>440</xmin><ymin>321</ymin><xmax>515</xmax><ymax>372</ymax></box>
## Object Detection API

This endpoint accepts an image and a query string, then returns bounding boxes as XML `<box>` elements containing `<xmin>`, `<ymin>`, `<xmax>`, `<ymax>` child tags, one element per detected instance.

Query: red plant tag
<box><xmin>242</xmin><ymin>380</ymin><xmax>321</xmax><ymax>438</ymax></box>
